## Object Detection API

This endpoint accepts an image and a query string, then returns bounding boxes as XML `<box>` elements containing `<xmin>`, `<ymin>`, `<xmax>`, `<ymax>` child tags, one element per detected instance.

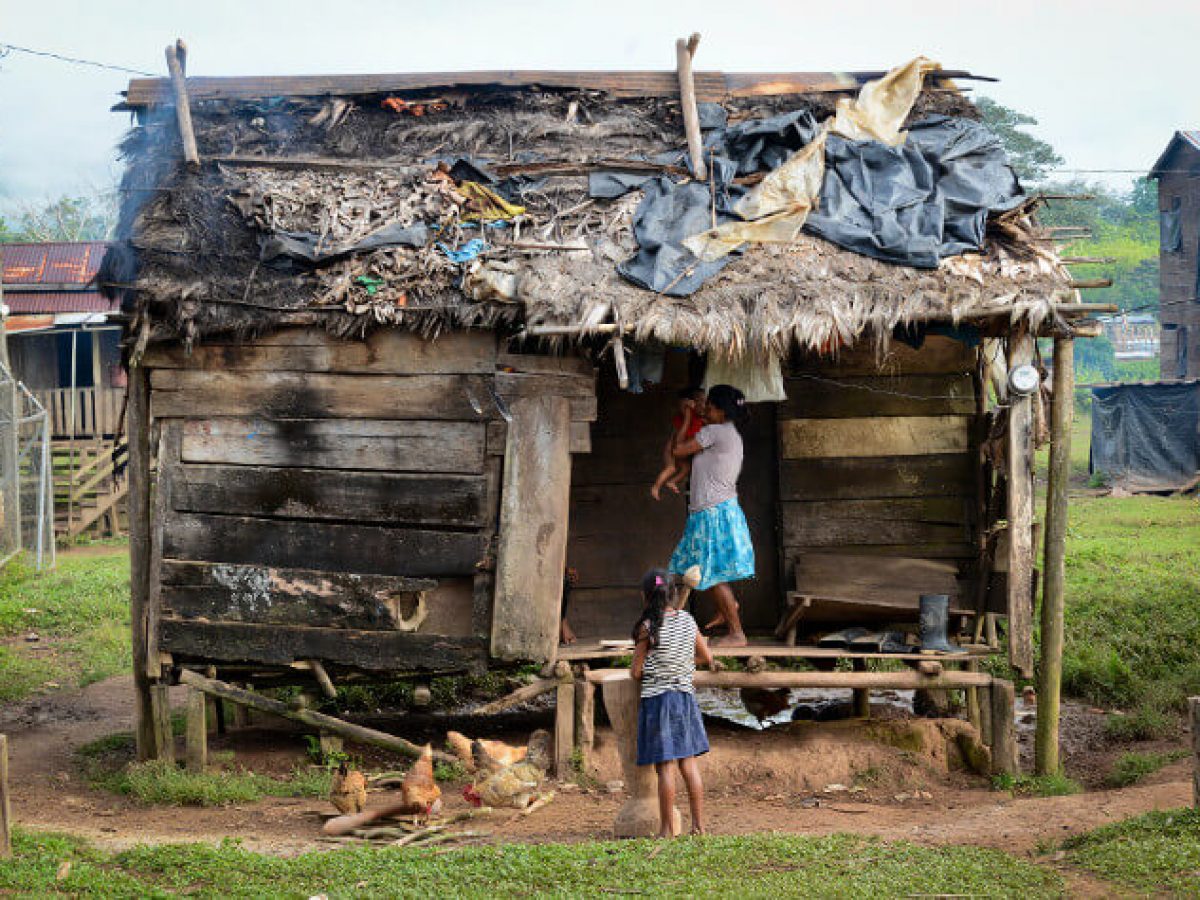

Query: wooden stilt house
<box><xmin>104</xmin><ymin>59</ymin><xmax>1102</xmax><ymax>772</ymax></box>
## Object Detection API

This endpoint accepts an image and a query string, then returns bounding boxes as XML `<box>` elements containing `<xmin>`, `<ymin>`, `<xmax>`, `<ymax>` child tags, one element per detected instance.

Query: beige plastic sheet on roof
<box><xmin>683</xmin><ymin>56</ymin><xmax>940</xmax><ymax>264</ymax></box>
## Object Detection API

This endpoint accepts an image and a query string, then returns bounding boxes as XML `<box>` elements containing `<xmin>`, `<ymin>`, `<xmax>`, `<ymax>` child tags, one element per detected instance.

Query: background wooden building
<box><xmin>1151</xmin><ymin>130</ymin><xmax>1200</xmax><ymax>379</ymax></box>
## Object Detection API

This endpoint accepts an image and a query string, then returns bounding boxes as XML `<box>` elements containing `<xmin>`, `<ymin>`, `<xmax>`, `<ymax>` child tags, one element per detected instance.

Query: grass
<box><xmin>0</xmin><ymin>547</ymin><xmax>130</xmax><ymax>701</ymax></box>
<box><xmin>1103</xmin><ymin>750</ymin><xmax>1189</xmax><ymax>788</ymax></box>
<box><xmin>0</xmin><ymin>829</ymin><xmax>1064</xmax><ymax>898</ymax></box>
<box><xmin>91</xmin><ymin>759</ymin><xmax>332</xmax><ymax>807</ymax></box>
<box><xmin>992</xmin><ymin>771</ymin><xmax>1082</xmax><ymax>798</ymax></box>
<box><xmin>1064</xmin><ymin>807</ymin><xmax>1200</xmax><ymax>894</ymax></box>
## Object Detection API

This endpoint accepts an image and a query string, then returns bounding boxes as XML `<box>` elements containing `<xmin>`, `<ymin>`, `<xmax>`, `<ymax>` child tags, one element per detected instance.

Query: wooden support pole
<box><xmin>990</xmin><ymin>679</ymin><xmax>1018</xmax><ymax>776</ymax></box>
<box><xmin>851</xmin><ymin>658</ymin><xmax>870</xmax><ymax>718</ymax></box>
<box><xmin>126</xmin><ymin>364</ymin><xmax>159</xmax><ymax>760</ymax></box>
<box><xmin>574</xmin><ymin>667</ymin><xmax>595</xmax><ymax>772</ymax></box>
<box><xmin>164</xmin><ymin>40</ymin><xmax>200</xmax><ymax>170</ymax></box>
<box><xmin>966</xmin><ymin>660</ymin><xmax>982</xmax><ymax>733</ymax></box>
<box><xmin>472</xmin><ymin>677</ymin><xmax>558</xmax><ymax>716</ymax></box>
<box><xmin>177</xmin><ymin>669</ymin><xmax>454</xmax><ymax>764</ymax></box>
<box><xmin>554</xmin><ymin>662</ymin><xmax>576</xmax><ymax>779</ymax></box>
<box><xmin>1191</xmin><ymin>697</ymin><xmax>1200</xmax><ymax>808</ymax></box>
<box><xmin>150</xmin><ymin>683</ymin><xmax>175</xmax><ymax>764</ymax></box>
<box><xmin>587</xmin><ymin>668</ymin><xmax>992</xmax><ymax>690</ymax></box>
<box><xmin>0</xmin><ymin>734</ymin><xmax>10</xmax><ymax>859</ymax></box>
<box><xmin>1006</xmin><ymin>323</ymin><xmax>1036</xmax><ymax>678</ymax></box>
<box><xmin>231</xmin><ymin>684</ymin><xmax>250</xmax><ymax>727</ymax></box>
<box><xmin>185</xmin><ymin>688</ymin><xmax>207</xmax><ymax>772</ymax></box>
<box><xmin>308</xmin><ymin>660</ymin><xmax>338</xmax><ymax>700</ymax></box>
<box><xmin>675</xmin><ymin>33</ymin><xmax>706</xmax><ymax>181</ymax></box>
<box><xmin>1036</xmin><ymin>336</ymin><xmax>1073</xmax><ymax>776</ymax></box>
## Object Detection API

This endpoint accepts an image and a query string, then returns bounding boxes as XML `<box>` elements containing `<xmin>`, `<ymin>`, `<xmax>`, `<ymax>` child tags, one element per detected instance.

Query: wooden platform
<box><xmin>557</xmin><ymin>637</ymin><xmax>993</xmax><ymax>662</ymax></box>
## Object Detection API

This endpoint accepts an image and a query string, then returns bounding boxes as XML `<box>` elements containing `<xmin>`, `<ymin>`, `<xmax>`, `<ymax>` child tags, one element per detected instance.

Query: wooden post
<box><xmin>1191</xmin><ymin>698</ymin><xmax>1200</xmax><ymax>808</ymax></box>
<box><xmin>1006</xmin><ymin>324</ymin><xmax>1036</xmax><ymax>677</ymax></box>
<box><xmin>231</xmin><ymin>684</ymin><xmax>250</xmax><ymax>727</ymax></box>
<box><xmin>0</xmin><ymin>734</ymin><xmax>10</xmax><ymax>859</ymax></box>
<box><xmin>852</xmin><ymin>658</ymin><xmax>870</xmax><ymax>718</ymax></box>
<box><xmin>150</xmin><ymin>683</ymin><xmax>175</xmax><ymax>764</ymax></box>
<box><xmin>966</xmin><ymin>660</ymin><xmax>982</xmax><ymax>733</ymax></box>
<box><xmin>1036</xmin><ymin>335</ymin><xmax>1073</xmax><ymax>775</ymax></box>
<box><xmin>989</xmin><ymin>679</ymin><xmax>1018</xmax><ymax>775</ymax></box>
<box><xmin>574</xmin><ymin>666</ymin><xmax>595</xmax><ymax>772</ymax></box>
<box><xmin>185</xmin><ymin>688</ymin><xmax>207</xmax><ymax>772</ymax></box>
<box><xmin>554</xmin><ymin>662</ymin><xmax>576</xmax><ymax>779</ymax></box>
<box><xmin>675</xmin><ymin>33</ymin><xmax>706</xmax><ymax>181</ymax></box>
<box><xmin>164</xmin><ymin>40</ymin><xmax>200</xmax><ymax>170</ymax></box>
<box><xmin>599</xmin><ymin>675</ymin><xmax>679</xmax><ymax>838</ymax></box>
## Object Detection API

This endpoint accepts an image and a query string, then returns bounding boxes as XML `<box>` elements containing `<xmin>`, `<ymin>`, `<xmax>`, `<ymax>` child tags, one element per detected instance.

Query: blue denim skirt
<box><xmin>636</xmin><ymin>689</ymin><xmax>710</xmax><ymax>766</ymax></box>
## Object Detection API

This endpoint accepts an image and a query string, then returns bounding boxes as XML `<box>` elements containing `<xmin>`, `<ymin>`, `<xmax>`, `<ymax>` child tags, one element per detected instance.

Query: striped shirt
<box><xmin>640</xmin><ymin>609</ymin><xmax>698</xmax><ymax>698</ymax></box>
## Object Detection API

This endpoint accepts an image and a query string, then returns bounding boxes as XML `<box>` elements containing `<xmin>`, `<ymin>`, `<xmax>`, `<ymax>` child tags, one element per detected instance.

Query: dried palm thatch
<box><xmin>101</xmin><ymin>80</ymin><xmax>1069</xmax><ymax>355</ymax></box>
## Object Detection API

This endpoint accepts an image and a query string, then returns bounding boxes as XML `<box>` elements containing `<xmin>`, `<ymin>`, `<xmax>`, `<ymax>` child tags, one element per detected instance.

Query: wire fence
<box><xmin>0</xmin><ymin>361</ymin><xmax>55</xmax><ymax>570</ymax></box>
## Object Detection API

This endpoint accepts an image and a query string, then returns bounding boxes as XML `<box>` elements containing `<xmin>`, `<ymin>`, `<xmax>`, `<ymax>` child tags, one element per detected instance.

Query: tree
<box><xmin>975</xmin><ymin>97</ymin><xmax>1065</xmax><ymax>184</ymax></box>
<box><xmin>12</xmin><ymin>193</ymin><xmax>114</xmax><ymax>242</ymax></box>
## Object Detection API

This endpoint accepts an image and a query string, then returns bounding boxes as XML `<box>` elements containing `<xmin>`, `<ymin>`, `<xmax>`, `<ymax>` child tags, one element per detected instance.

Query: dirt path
<box><xmin>0</xmin><ymin>675</ymin><xmax>1190</xmax><ymax>860</ymax></box>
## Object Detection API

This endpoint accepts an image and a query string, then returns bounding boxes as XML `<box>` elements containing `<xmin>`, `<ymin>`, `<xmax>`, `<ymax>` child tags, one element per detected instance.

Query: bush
<box><xmin>1103</xmin><ymin>708</ymin><xmax>1174</xmax><ymax>743</ymax></box>
<box><xmin>1104</xmin><ymin>751</ymin><xmax>1188</xmax><ymax>788</ymax></box>
<box><xmin>992</xmin><ymin>771</ymin><xmax>1082</xmax><ymax>797</ymax></box>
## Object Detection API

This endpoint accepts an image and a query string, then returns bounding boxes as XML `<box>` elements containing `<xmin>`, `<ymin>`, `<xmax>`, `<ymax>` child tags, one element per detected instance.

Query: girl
<box><xmin>668</xmin><ymin>384</ymin><xmax>755</xmax><ymax>647</ymax></box>
<box><xmin>631</xmin><ymin>568</ymin><xmax>714</xmax><ymax>838</ymax></box>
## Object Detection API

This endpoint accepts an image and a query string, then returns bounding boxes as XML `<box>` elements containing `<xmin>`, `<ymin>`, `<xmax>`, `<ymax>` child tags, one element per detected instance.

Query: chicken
<box><xmin>400</xmin><ymin>743</ymin><xmax>443</xmax><ymax>816</ymax></box>
<box><xmin>462</xmin><ymin>729</ymin><xmax>552</xmax><ymax>810</ymax></box>
<box><xmin>446</xmin><ymin>731</ymin><xmax>475</xmax><ymax>769</ymax></box>
<box><xmin>328</xmin><ymin>761</ymin><xmax>368</xmax><ymax>815</ymax></box>
<box><xmin>739</xmin><ymin>688</ymin><xmax>792</xmax><ymax>724</ymax></box>
<box><xmin>447</xmin><ymin>730</ymin><xmax>528</xmax><ymax>773</ymax></box>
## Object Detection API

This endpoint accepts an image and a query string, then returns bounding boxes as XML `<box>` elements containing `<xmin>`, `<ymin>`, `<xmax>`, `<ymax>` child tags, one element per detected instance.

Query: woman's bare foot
<box><xmin>560</xmin><ymin>618</ymin><xmax>577</xmax><ymax>645</ymax></box>
<box><xmin>703</xmin><ymin>613</ymin><xmax>727</xmax><ymax>632</ymax></box>
<box><xmin>711</xmin><ymin>632</ymin><xmax>748</xmax><ymax>648</ymax></box>
<box><xmin>665</xmin><ymin>480</ymin><xmax>681</xmax><ymax>494</ymax></box>
<box><xmin>650</xmin><ymin>484</ymin><xmax>662</xmax><ymax>501</ymax></box>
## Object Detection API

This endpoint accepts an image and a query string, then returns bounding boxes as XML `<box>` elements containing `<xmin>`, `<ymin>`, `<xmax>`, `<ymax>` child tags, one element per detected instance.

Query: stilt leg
<box><xmin>150</xmin><ymin>683</ymin><xmax>175</xmax><ymax>763</ymax></box>
<box><xmin>852</xmin><ymin>658</ymin><xmax>870</xmax><ymax>718</ymax></box>
<box><xmin>989</xmin><ymin>679</ymin><xmax>1018</xmax><ymax>775</ymax></box>
<box><xmin>554</xmin><ymin>665</ymin><xmax>575</xmax><ymax>779</ymax></box>
<box><xmin>185</xmin><ymin>687</ymin><xmax>207</xmax><ymax>772</ymax></box>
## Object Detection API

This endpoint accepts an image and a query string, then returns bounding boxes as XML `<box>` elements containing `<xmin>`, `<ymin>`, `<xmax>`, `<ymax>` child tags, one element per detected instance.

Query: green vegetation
<box><xmin>1064</xmin><ymin>807</ymin><xmax>1200</xmax><ymax>894</ymax></box>
<box><xmin>91</xmin><ymin>759</ymin><xmax>331</xmax><ymax>807</ymax></box>
<box><xmin>992</xmin><ymin>771</ymin><xmax>1082</xmax><ymax>798</ymax></box>
<box><xmin>0</xmin><ymin>548</ymin><xmax>131</xmax><ymax>701</ymax></box>
<box><xmin>1058</xmin><ymin>496</ymin><xmax>1200</xmax><ymax>725</ymax></box>
<box><xmin>1103</xmin><ymin>750</ymin><xmax>1189</xmax><ymax>788</ymax></box>
<box><xmin>0</xmin><ymin>829</ymin><xmax>1063</xmax><ymax>898</ymax></box>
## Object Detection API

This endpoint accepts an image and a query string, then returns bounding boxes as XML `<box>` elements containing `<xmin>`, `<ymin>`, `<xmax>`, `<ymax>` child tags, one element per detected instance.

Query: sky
<box><xmin>1</xmin><ymin>0</ymin><xmax>1198</xmax><ymax>215</ymax></box>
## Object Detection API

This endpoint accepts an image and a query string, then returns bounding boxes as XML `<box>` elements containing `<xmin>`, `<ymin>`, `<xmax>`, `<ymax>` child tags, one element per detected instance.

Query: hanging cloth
<box><xmin>703</xmin><ymin>353</ymin><xmax>786</xmax><ymax>403</ymax></box>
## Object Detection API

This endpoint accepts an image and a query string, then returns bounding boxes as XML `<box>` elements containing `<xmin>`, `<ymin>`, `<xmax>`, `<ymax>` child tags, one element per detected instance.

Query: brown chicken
<box><xmin>447</xmin><ymin>730</ymin><xmax>527</xmax><ymax>773</ymax></box>
<box><xmin>328</xmin><ymin>762</ymin><xmax>368</xmax><ymax>815</ymax></box>
<box><xmin>739</xmin><ymin>688</ymin><xmax>792</xmax><ymax>724</ymax></box>
<box><xmin>462</xmin><ymin>729</ymin><xmax>552</xmax><ymax>810</ymax></box>
<box><xmin>401</xmin><ymin>743</ymin><xmax>443</xmax><ymax>816</ymax></box>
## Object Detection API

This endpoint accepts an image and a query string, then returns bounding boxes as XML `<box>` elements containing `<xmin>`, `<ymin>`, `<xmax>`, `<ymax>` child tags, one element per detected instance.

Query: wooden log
<box><xmin>779</xmin><ymin>454</ymin><xmax>974</xmax><ymax>501</ymax></box>
<box><xmin>232</xmin><ymin>685</ymin><xmax>250</xmax><ymax>727</ymax></box>
<box><xmin>989</xmin><ymin>680</ymin><xmax>1018</xmax><ymax>776</ymax></box>
<box><xmin>1006</xmin><ymin>325</ymin><xmax>1036</xmax><ymax>677</ymax></box>
<box><xmin>164</xmin><ymin>41</ymin><xmax>200</xmax><ymax>170</ymax></box>
<box><xmin>676</xmin><ymin>33</ymin><xmax>707</xmax><ymax>181</ymax></box>
<box><xmin>149</xmin><ymin>369</ymin><xmax>491</xmax><ymax>421</ymax></box>
<box><xmin>162</xmin><ymin>512</ymin><xmax>486</xmax><ymax>578</ymax></box>
<box><xmin>185</xmin><ymin>687</ymin><xmax>207</xmax><ymax>772</ymax></box>
<box><xmin>782</xmin><ymin>373</ymin><xmax>976</xmax><ymax>418</ymax></box>
<box><xmin>127</xmin><ymin>364</ymin><xmax>160</xmax><ymax>760</ymax></box>
<box><xmin>171</xmin><ymin>464</ymin><xmax>487</xmax><ymax>527</ymax></box>
<box><xmin>574</xmin><ymin>668</ymin><xmax>595</xmax><ymax>770</ymax></box>
<box><xmin>1036</xmin><ymin>336</ymin><xmax>1073</xmax><ymax>775</ymax></box>
<box><xmin>491</xmin><ymin>396</ymin><xmax>573</xmax><ymax>662</ymax></box>
<box><xmin>587</xmin><ymin>669</ymin><xmax>992</xmax><ymax>690</ymax></box>
<box><xmin>780</xmin><ymin>415</ymin><xmax>972</xmax><ymax>459</ymax></box>
<box><xmin>470</xmin><ymin>677</ymin><xmax>558</xmax><ymax>716</ymax></box>
<box><xmin>1191</xmin><ymin>698</ymin><xmax>1200</xmax><ymax>808</ymax></box>
<box><xmin>555</xmin><ymin>668</ymin><xmax>576</xmax><ymax>779</ymax></box>
<box><xmin>177</xmin><ymin>669</ymin><xmax>456</xmax><ymax>763</ymax></box>
<box><xmin>0</xmin><ymin>734</ymin><xmax>9</xmax><ymax>859</ymax></box>
<box><xmin>160</xmin><ymin>620</ymin><xmax>487</xmax><ymax>672</ymax></box>
<box><xmin>179</xmin><ymin>419</ymin><xmax>486</xmax><ymax>474</ymax></box>
<box><xmin>150</xmin><ymin>684</ymin><xmax>175</xmax><ymax>764</ymax></box>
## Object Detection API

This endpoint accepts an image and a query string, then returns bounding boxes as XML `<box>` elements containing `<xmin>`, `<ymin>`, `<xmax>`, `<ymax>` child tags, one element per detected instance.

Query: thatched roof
<box><xmin>103</xmin><ymin>70</ymin><xmax>1074</xmax><ymax>356</ymax></box>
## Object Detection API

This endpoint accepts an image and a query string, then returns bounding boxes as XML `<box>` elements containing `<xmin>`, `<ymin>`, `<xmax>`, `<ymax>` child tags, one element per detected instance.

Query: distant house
<box><xmin>1151</xmin><ymin>131</ymin><xmax>1200</xmax><ymax>379</ymax></box>
<box><xmin>1</xmin><ymin>241</ymin><xmax>126</xmax><ymax>538</ymax></box>
<box><xmin>1097</xmin><ymin>313</ymin><xmax>1159</xmax><ymax>360</ymax></box>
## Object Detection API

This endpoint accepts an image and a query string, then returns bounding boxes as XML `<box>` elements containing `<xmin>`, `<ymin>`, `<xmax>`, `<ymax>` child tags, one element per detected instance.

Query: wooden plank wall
<box><xmin>779</xmin><ymin>336</ymin><xmax>982</xmax><ymax>615</ymax></box>
<box><xmin>143</xmin><ymin>328</ymin><xmax>509</xmax><ymax>673</ymax></box>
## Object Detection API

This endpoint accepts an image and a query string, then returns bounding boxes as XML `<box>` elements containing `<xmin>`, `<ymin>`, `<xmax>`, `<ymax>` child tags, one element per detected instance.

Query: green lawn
<box><xmin>1064</xmin><ymin>807</ymin><xmax>1200</xmax><ymax>895</ymax></box>
<box><xmin>0</xmin><ymin>830</ymin><xmax>1063</xmax><ymax>899</ymax></box>
<box><xmin>0</xmin><ymin>548</ymin><xmax>130</xmax><ymax>701</ymax></box>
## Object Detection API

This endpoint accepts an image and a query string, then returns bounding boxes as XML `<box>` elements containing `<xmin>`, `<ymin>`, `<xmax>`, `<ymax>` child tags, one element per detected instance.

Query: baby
<box><xmin>651</xmin><ymin>387</ymin><xmax>706</xmax><ymax>501</ymax></box>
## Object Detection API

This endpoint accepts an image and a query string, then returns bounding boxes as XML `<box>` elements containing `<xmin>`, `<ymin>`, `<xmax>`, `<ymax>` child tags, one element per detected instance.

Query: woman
<box><xmin>668</xmin><ymin>384</ymin><xmax>755</xmax><ymax>647</ymax></box>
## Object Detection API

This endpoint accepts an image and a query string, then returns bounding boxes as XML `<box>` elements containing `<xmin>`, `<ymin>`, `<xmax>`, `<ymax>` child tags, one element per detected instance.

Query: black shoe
<box><xmin>919</xmin><ymin>594</ymin><xmax>967</xmax><ymax>656</ymax></box>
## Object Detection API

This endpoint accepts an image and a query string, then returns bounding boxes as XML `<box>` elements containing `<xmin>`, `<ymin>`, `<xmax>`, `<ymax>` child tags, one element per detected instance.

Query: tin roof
<box><xmin>4</xmin><ymin>291</ymin><xmax>118</xmax><ymax>315</ymax></box>
<box><xmin>1150</xmin><ymin>131</ymin><xmax>1200</xmax><ymax>177</ymax></box>
<box><xmin>1</xmin><ymin>241</ymin><xmax>109</xmax><ymax>287</ymax></box>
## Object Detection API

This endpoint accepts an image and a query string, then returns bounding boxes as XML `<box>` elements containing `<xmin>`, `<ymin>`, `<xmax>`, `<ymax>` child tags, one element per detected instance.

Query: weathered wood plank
<box><xmin>782</xmin><ymin>374</ymin><xmax>976</xmax><ymax>418</ymax></box>
<box><xmin>497</xmin><ymin>352</ymin><xmax>594</xmax><ymax>377</ymax></box>
<box><xmin>494</xmin><ymin>371</ymin><xmax>598</xmax><ymax>423</ymax></box>
<box><xmin>144</xmin><ymin>329</ymin><xmax>497</xmax><ymax>375</ymax></box>
<box><xmin>150</xmin><ymin>370</ymin><xmax>491</xmax><ymax>421</ymax></box>
<box><xmin>491</xmin><ymin>396</ymin><xmax>572</xmax><ymax>662</ymax></box>
<box><xmin>782</xmin><ymin>498</ymin><xmax>968</xmax><ymax>525</ymax></box>
<box><xmin>147</xmin><ymin>421</ymin><xmax>182</xmax><ymax>679</ymax></box>
<box><xmin>488</xmin><ymin>421</ymin><xmax>592</xmax><ymax>455</ymax></box>
<box><xmin>172</xmin><ymin>464</ymin><xmax>486</xmax><ymax>527</ymax></box>
<box><xmin>161</xmin><ymin>620</ymin><xmax>487</xmax><ymax>672</ymax></box>
<box><xmin>779</xmin><ymin>454</ymin><xmax>974</xmax><ymax>501</ymax></box>
<box><xmin>179</xmin><ymin>418</ymin><xmax>485</xmax><ymax>473</ymax></box>
<box><xmin>784</xmin><ymin>542</ymin><xmax>977</xmax><ymax>560</ymax></box>
<box><xmin>791</xmin><ymin>335</ymin><xmax>976</xmax><ymax>377</ymax></box>
<box><xmin>160</xmin><ymin>560</ymin><xmax>439</xmax><ymax>629</ymax></box>
<box><xmin>162</xmin><ymin>513</ymin><xmax>486</xmax><ymax>578</ymax></box>
<box><xmin>792</xmin><ymin>553</ymin><xmax>962</xmax><ymax>603</ymax></box>
<box><xmin>1006</xmin><ymin>326</ymin><xmax>1036</xmax><ymax>677</ymax></box>
<box><xmin>570</xmin><ymin>435</ymin><xmax>665</xmax><ymax>486</ymax></box>
<box><xmin>781</xmin><ymin>515</ymin><xmax>968</xmax><ymax>548</ymax></box>
<box><xmin>568</xmin><ymin>483</ymin><xmax>688</xmax><ymax>539</ymax></box>
<box><xmin>780</xmin><ymin>416</ymin><xmax>972</xmax><ymax>459</ymax></box>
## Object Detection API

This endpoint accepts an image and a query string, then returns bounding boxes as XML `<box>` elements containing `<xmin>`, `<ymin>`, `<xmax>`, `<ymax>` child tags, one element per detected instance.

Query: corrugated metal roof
<box><xmin>1150</xmin><ymin>130</ymin><xmax>1200</xmax><ymax>176</ymax></box>
<box><xmin>4</xmin><ymin>290</ymin><xmax>118</xmax><ymax>314</ymax></box>
<box><xmin>1</xmin><ymin>241</ymin><xmax>109</xmax><ymax>286</ymax></box>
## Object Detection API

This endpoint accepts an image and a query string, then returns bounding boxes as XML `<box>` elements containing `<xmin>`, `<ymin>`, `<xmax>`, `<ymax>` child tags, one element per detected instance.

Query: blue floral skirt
<box><xmin>668</xmin><ymin>498</ymin><xmax>756</xmax><ymax>591</ymax></box>
<box><xmin>637</xmin><ymin>690</ymin><xmax>710</xmax><ymax>765</ymax></box>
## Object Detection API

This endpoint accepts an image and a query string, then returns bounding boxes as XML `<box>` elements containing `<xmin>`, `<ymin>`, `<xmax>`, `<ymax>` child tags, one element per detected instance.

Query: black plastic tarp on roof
<box><xmin>1090</xmin><ymin>381</ymin><xmax>1200</xmax><ymax>492</ymax></box>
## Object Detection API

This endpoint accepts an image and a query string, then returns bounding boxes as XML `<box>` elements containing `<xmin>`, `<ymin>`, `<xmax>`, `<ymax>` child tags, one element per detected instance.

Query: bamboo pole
<box><xmin>0</xmin><ymin>734</ymin><xmax>10</xmax><ymax>859</ymax></box>
<box><xmin>177</xmin><ymin>669</ymin><xmax>455</xmax><ymax>764</ymax></box>
<box><xmin>1036</xmin><ymin>336</ymin><xmax>1074</xmax><ymax>775</ymax></box>
<box><xmin>675</xmin><ymin>33</ymin><xmax>706</xmax><ymax>181</ymax></box>
<box><xmin>587</xmin><ymin>668</ymin><xmax>992</xmax><ymax>690</ymax></box>
<box><xmin>164</xmin><ymin>40</ymin><xmax>200</xmax><ymax>170</ymax></box>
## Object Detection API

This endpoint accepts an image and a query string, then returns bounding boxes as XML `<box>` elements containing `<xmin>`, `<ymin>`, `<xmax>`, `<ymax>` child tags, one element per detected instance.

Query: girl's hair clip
<box><xmin>654</xmin><ymin>576</ymin><xmax>665</xmax><ymax>586</ymax></box>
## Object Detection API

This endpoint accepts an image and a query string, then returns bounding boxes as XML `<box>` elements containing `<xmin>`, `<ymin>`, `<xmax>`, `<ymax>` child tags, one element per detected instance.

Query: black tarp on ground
<box><xmin>1090</xmin><ymin>380</ymin><xmax>1200</xmax><ymax>492</ymax></box>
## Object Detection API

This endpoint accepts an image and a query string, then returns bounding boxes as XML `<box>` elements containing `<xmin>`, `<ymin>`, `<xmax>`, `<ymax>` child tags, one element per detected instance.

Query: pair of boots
<box><xmin>919</xmin><ymin>593</ymin><xmax>966</xmax><ymax>656</ymax></box>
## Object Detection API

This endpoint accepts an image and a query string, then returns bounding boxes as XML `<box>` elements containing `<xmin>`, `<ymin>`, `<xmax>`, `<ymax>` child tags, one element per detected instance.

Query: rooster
<box><xmin>401</xmin><ymin>743</ymin><xmax>442</xmax><ymax>818</ymax></box>
<box><xmin>328</xmin><ymin>761</ymin><xmax>368</xmax><ymax>815</ymax></box>
<box><xmin>739</xmin><ymin>688</ymin><xmax>792</xmax><ymax>725</ymax></box>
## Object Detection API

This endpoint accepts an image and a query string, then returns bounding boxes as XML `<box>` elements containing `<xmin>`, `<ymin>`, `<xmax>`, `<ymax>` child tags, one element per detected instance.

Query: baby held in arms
<box><xmin>651</xmin><ymin>387</ymin><xmax>706</xmax><ymax>501</ymax></box>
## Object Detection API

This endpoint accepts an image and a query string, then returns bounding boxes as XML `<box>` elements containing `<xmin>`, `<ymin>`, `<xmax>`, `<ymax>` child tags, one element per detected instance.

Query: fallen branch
<box><xmin>471</xmin><ymin>678</ymin><xmax>558</xmax><ymax>716</ymax></box>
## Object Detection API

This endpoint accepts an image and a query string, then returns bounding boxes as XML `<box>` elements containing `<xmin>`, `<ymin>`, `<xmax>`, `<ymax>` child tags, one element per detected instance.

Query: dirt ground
<box><xmin>0</xmin><ymin>675</ymin><xmax>1190</xmax><ymax>857</ymax></box>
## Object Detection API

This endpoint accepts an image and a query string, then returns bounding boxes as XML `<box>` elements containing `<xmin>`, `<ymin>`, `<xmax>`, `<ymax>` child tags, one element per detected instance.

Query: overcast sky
<box><xmin>1</xmin><ymin>0</ymin><xmax>1198</xmax><ymax>214</ymax></box>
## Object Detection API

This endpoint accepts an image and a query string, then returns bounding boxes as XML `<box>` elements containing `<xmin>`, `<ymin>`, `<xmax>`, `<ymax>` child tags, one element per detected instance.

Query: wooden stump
<box><xmin>599</xmin><ymin>675</ymin><xmax>679</xmax><ymax>838</ymax></box>
<box><xmin>150</xmin><ymin>684</ymin><xmax>175</xmax><ymax>763</ymax></box>
<box><xmin>0</xmin><ymin>734</ymin><xmax>10</xmax><ymax>859</ymax></box>
<box><xmin>554</xmin><ymin>666</ymin><xmax>576</xmax><ymax>780</ymax></box>
<box><xmin>989</xmin><ymin>680</ymin><xmax>1018</xmax><ymax>775</ymax></box>
<box><xmin>186</xmin><ymin>688</ymin><xmax>207</xmax><ymax>772</ymax></box>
